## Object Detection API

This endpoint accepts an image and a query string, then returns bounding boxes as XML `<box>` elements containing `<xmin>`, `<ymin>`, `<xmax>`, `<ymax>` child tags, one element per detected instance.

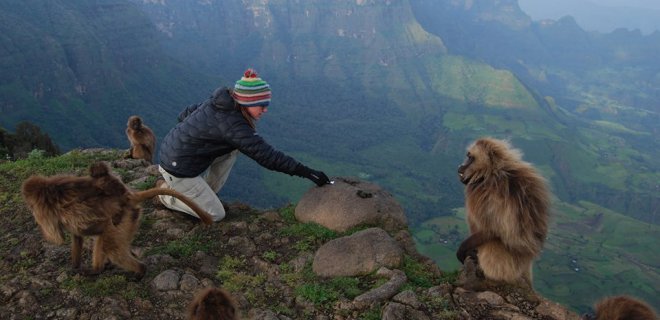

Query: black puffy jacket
<box><xmin>159</xmin><ymin>87</ymin><xmax>302</xmax><ymax>178</ymax></box>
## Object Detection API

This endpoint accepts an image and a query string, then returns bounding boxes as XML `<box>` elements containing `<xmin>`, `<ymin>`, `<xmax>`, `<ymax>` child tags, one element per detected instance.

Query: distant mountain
<box><xmin>519</xmin><ymin>0</ymin><xmax>660</xmax><ymax>35</ymax></box>
<box><xmin>0</xmin><ymin>0</ymin><xmax>214</xmax><ymax>150</ymax></box>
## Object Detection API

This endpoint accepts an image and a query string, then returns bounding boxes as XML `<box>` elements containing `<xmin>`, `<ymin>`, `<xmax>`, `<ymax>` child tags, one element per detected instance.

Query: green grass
<box><xmin>61</xmin><ymin>274</ymin><xmax>147</xmax><ymax>299</ymax></box>
<box><xmin>294</xmin><ymin>276</ymin><xmax>363</xmax><ymax>306</ymax></box>
<box><xmin>572</xmin><ymin>126</ymin><xmax>658</xmax><ymax>193</ymax></box>
<box><xmin>401</xmin><ymin>255</ymin><xmax>445</xmax><ymax>288</ymax></box>
<box><xmin>329</xmin><ymin>277</ymin><xmax>363</xmax><ymax>299</ymax></box>
<box><xmin>216</xmin><ymin>256</ymin><xmax>246</xmax><ymax>282</ymax></box>
<box><xmin>428</xmin><ymin>55</ymin><xmax>539</xmax><ymax>109</ymax></box>
<box><xmin>421</xmin><ymin>291</ymin><xmax>461</xmax><ymax>319</ymax></box>
<box><xmin>592</xmin><ymin>120</ymin><xmax>646</xmax><ymax>135</ymax></box>
<box><xmin>442</xmin><ymin>110</ymin><xmax>563</xmax><ymax>141</ymax></box>
<box><xmin>132</xmin><ymin>175</ymin><xmax>158</xmax><ymax>191</ymax></box>
<box><xmin>222</xmin><ymin>273</ymin><xmax>267</xmax><ymax>297</ymax></box>
<box><xmin>278</xmin><ymin>205</ymin><xmax>297</xmax><ymax>223</ymax></box>
<box><xmin>0</xmin><ymin>149</ymin><xmax>124</xmax><ymax>185</ymax></box>
<box><xmin>262</xmin><ymin>250</ymin><xmax>279</xmax><ymax>262</ymax></box>
<box><xmin>215</xmin><ymin>255</ymin><xmax>270</xmax><ymax>304</ymax></box>
<box><xmin>358</xmin><ymin>306</ymin><xmax>383</xmax><ymax>320</ymax></box>
<box><xmin>278</xmin><ymin>219</ymin><xmax>339</xmax><ymax>249</ymax></box>
<box><xmin>15</xmin><ymin>250</ymin><xmax>37</xmax><ymax>270</ymax></box>
<box><xmin>295</xmin><ymin>283</ymin><xmax>340</xmax><ymax>305</ymax></box>
<box><xmin>147</xmin><ymin>234</ymin><xmax>212</xmax><ymax>259</ymax></box>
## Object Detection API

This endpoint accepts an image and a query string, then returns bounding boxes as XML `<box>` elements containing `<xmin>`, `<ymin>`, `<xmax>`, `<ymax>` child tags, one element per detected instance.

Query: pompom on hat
<box><xmin>232</xmin><ymin>68</ymin><xmax>271</xmax><ymax>107</ymax></box>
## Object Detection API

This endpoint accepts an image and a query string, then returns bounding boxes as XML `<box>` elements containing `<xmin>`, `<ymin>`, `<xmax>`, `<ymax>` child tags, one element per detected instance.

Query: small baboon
<box><xmin>21</xmin><ymin>161</ymin><xmax>213</xmax><ymax>278</ymax></box>
<box><xmin>187</xmin><ymin>287</ymin><xmax>239</xmax><ymax>320</ymax></box>
<box><xmin>583</xmin><ymin>295</ymin><xmax>657</xmax><ymax>320</ymax></box>
<box><xmin>126</xmin><ymin>115</ymin><xmax>156</xmax><ymax>163</ymax></box>
<box><xmin>456</xmin><ymin>137</ymin><xmax>550</xmax><ymax>287</ymax></box>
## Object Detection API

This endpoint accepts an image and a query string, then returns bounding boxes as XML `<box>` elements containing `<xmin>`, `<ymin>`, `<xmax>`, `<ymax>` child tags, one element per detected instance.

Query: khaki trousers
<box><xmin>158</xmin><ymin>150</ymin><xmax>238</xmax><ymax>222</ymax></box>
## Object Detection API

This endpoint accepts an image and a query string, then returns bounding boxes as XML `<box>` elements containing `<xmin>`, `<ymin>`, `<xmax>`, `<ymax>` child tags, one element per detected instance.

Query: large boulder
<box><xmin>312</xmin><ymin>228</ymin><xmax>404</xmax><ymax>277</ymax></box>
<box><xmin>295</xmin><ymin>177</ymin><xmax>407</xmax><ymax>232</ymax></box>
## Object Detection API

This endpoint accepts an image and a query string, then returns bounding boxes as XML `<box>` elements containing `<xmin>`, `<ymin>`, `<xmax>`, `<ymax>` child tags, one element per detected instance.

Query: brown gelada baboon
<box><xmin>126</xmin><ymin>115</ymin><xmax>156</xmax><ymax>164</ymax></box>
<box><xmin>583</xmin><ymin>295</ymin><xmax>657</xmax><ymax>320</ymax></box>
<box><xmin>456</xmin><ymin>137</ymin><xmax>550</xmax><ymax>287</ymax></box>
<box><xmin>21</xmin><ymin>161</ymin><xmax>213</xmax><ymax>279</ymax></box>
<box><xmin>187</xmin><ymin>287</ymin><xmax>239</xmax><ymax>320</ymax></box>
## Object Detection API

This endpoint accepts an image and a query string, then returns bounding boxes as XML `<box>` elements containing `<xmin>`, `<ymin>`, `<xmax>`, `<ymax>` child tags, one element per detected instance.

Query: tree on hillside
<box><xmin>0</xmin><ymin>128</ymin><xmax>9</xmax><ymax>160</ymax></box>
<box><xmin>0</xmin><ymin>122</ymin><xmax>60</xmax><ymax>160</ymax></box>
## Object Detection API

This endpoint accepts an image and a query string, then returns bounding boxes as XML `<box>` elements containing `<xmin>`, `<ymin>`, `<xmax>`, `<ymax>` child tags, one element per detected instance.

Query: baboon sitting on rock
<box><xmin>456</xmin><ymin>137</ymin><xmax>550</xmax><ymax>290</ymax></box>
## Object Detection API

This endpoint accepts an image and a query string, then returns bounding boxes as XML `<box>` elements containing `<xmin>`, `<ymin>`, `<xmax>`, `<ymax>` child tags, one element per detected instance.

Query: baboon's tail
<box><xmin>131</xmin><ymin>188</ymin><xmax>213</xmax><ymax>225</ymax></box>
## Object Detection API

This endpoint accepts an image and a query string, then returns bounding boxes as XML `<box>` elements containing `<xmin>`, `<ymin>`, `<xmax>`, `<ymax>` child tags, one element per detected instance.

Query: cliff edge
<box><xmin>0</xmin><ymin>149</ymin><xmax>579</xmax><ymax>319</ymax></box>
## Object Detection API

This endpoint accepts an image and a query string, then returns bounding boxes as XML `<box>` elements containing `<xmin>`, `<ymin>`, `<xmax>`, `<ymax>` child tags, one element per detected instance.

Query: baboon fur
<box><xmin>456</xmin><ymin>137</ymin><xmax>550</xmax><ymax>286</ymax></box>
<box><xmin>187</xmin><ymin>287</ymin><xmax>239</xmax><ymax>320</ymax></box>
<box><xmin>583</xmin><ymin>296</ymin><xmax>657</xmax><ymax>320</ymax></box>
<box><xmin>21</xmin><ymin>161</ymin><xmax>213</xmax><ymax>278</ymax></box>
<box><xmin>126</xmin><ymin>115</ymin><xmax>156</xmax><ymax>164</ymax></box>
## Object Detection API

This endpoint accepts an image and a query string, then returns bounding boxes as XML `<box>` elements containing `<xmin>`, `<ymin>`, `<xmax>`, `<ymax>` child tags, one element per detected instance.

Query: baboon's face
<box><xmin>458</xmin><ymin>141</ymin><xmax>490</xmax><ymax>185</ymax></box>
<box><xmin>458</xmin><ymin>149</ymin><xmax>476</xmax><ymax>185</ymax></box>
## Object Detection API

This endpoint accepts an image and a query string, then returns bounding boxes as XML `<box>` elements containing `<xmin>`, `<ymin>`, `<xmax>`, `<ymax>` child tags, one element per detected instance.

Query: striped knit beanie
<box><xmin>232</xmin><ymin>68</ymin><xmax>271</xmax><ymax>107</ymax></box>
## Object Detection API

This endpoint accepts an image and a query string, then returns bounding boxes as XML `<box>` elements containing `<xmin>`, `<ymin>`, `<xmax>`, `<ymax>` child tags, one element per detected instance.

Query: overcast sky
<box><xmin>586</xmin><ymin>0</ymin><xmax>660</xmax><ymax>9</ymax></box>
<box><xmin>518</xmin><ymin>0</ymin><xmax>660</xmax><ymax>34</ymax></box>
<box><xmin>519</xmin><ymin>0</ymin><xmax>660</xmax><ymax>11</ymax></box>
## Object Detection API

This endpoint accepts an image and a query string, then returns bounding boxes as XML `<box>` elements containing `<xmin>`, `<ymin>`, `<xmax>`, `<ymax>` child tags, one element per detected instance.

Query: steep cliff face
<box><xmin>131</xmin><ymin>0</ymin><xmax>540</xmax><ymax>124</ymax></box>
<box><xmin>0</xmin><ymin>0</ymin><xmax>209</xmax><ymax>149</ymax></box>
<box><xmin>132</xmin><ymin>0</ymin><xmax>448</xmax><ymax>94</ymax></box>
<box><xmin>444</xmin><ymin>0</ymin><xmax>533</xmax><ymax>29</ymax></box>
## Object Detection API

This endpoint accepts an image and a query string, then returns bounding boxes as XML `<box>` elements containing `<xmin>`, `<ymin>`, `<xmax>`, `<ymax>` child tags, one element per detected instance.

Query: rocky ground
<box><xmin>0</xmin><ymin>150</ymin><xmax>581</xmax><ymax>319</ymax></box>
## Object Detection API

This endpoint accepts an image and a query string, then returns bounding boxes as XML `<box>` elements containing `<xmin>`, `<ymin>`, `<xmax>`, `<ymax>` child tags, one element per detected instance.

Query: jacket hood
<box><xmin>210</xmin><ymin>87</ymin><xmax>235</xmax><ymax>111</ymax></box>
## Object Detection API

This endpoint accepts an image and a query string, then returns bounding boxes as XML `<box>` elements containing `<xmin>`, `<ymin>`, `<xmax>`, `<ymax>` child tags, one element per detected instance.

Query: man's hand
<box><xmin>307</xmin><ymin>169</ymin><xmax>331</xmax><ymax>187</ymax></box>
<box><xmin>294</xmin><ymin>165</ymin><xmax>332</xmax><ymax>187</ymax></box>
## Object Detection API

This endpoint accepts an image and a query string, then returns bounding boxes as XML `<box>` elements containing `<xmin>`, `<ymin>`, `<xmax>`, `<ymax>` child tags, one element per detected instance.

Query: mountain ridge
<box><xmin>519</xmin><ymin>0</ymin><xmax>660</xmax><ymax>35</ymax></box>
<box><xmin>0</xmin><ymin>0</ymin><xmax>214</xmax><ymax>149</ymax></box>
